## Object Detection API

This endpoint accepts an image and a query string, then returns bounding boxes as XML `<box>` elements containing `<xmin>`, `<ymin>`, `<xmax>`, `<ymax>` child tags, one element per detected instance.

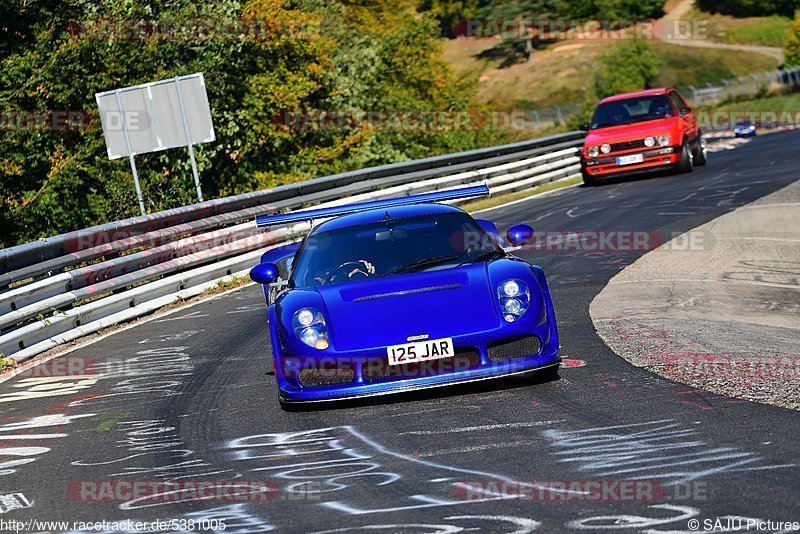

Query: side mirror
<box><xmin>250</xmin><ymin>262</ymin><xmax>279</xmax><ymax>285</ymax></box>
<box><xmin>506</xmin><ymin>224</ymin><xmax>534</xmax><ymax>247</ymax></box>
<box><xmin>579</xmin><ymin>123</ymin><xmax>590</xmax><ymax>131</ymax></box>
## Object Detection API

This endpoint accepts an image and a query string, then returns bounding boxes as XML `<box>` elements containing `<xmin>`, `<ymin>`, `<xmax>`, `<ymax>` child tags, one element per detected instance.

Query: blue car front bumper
<box><xmin>269</xmin><ymin>307</ymin><xmax>560</xmax><ymax>404</ymax></box>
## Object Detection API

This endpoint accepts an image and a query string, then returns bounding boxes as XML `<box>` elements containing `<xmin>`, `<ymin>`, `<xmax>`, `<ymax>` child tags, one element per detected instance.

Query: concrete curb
<box><xmin>590</xmin><ymin>179</ymin><xmax>800</xmax><ymax>410</ymax></box>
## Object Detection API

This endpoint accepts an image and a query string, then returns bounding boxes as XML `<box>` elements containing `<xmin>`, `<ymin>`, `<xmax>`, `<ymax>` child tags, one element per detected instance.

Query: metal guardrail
<box><xmin>0</xmin><ymin>132</ymin><xmax>584</xmax><ymax>277</ymax></box>
<box><xmin>685</xmin><ymin>65</ymin><xmax>800</xmax><ymax>106</ymax></box>
<box><xmin>0</xmin><ymin>131</ymin><xmax>584</xmax><ymax>362</ymax></box>
<box><xmin>0</xmin><ymin>135</ymin><xmax>584</xmax><ymax>290</ymax></box>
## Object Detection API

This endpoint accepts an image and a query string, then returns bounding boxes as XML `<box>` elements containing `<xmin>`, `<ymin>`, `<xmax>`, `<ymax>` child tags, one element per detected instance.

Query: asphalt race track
<box><xmin>1</xmin><ymin>131</ymin><xmax>799</xmax><ymax>533</ymax></box>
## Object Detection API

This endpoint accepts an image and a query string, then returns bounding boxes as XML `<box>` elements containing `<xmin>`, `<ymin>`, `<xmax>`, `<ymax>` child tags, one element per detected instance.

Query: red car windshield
<box><xmin>591</xmin><ymin>95</ymin><xmax>675</xmax><ymax>129</ymax></box>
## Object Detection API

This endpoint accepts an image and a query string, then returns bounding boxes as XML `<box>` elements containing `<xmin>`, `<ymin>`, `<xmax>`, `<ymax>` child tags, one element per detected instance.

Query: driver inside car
<box><xmin>312</xmin><ymin>242</ymin><xmax>376</xmax><ymax>285</ymax></box>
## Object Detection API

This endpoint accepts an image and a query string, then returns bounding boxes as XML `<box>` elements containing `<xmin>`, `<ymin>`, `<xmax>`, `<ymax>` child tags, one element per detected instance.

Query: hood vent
<box><xmin>352</xmin><ymin>283</ymin><xmax>462</xmax><ymax>302</ymax></box>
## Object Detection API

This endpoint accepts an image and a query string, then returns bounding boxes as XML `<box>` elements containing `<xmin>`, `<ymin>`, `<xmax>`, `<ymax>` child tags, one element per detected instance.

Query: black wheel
<box><xmin>581</xmin><ymin>168</ymin><xmax>597</xmax><ymax>186</ymax></box>
<box><xmin>693</xmin><ymin>137</ymin><xmax>707</xmax><ymax>166</ymax></box>
<box><xmin>678</xmin><ymin>140</ymin><xmax>694</xmax><ymax>173</ymax></box>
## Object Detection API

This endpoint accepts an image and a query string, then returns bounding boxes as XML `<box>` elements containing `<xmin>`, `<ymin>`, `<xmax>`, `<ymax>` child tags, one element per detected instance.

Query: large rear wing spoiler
<box><xmin>255</xmin><ymin>184</ymin><xmax>489</xmax><ymax>228</ymax></box>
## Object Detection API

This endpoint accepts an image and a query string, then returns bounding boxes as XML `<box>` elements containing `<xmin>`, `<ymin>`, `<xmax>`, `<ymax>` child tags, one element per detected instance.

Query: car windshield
<box><xmin>290</xmin><ymin>211</ymin><xmax>503</xmax><ymax>287</ymax></box>
<box><xmin>591</xmin><ymin>95</ymin><xmax>675</xmax><ymax>129</ymax></box>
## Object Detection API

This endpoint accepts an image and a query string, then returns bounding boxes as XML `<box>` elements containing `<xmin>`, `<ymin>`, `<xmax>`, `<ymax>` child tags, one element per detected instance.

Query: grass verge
<box><xmin>0</xmin><ymin>355</ymin><xmax>17</xmax><ymax>374</ymax></box>
<box><xmin>650</xmin><ymin>42</ymin><xmax>778</xmax><ymax>88</ymax></box>
<box><xmin>443</xmin><ymin>37</ymin><xmax>779</xmax><ymax>112</ymax></box>
<box><xmin>204</xmin><ymin>274</ymin><xmax>250</xmax><ymax>295</ymax></box>
<box><xmin>686</xmin><ymin>9</ymin><xmax>790</xmax><ymax>48</ymax></box>
<box><xmin>699</xmin><ymin>91</ymin><xmax>800</xmax><ymax>114</ymax></box>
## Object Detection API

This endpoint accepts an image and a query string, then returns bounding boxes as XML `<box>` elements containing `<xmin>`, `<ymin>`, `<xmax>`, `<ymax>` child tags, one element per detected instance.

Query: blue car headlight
<box><xmin>498</xmin><ymin>279</ymin><xmax>530</xmax><ymax>322</ymax></box>
<box><xmin>293</xmin><ymin>307</ymin><xmax>329</xmax><ymax>350</ymax></box>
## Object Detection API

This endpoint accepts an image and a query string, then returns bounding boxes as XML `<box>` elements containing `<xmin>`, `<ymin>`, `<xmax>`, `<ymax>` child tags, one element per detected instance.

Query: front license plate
<box><xmin>387</xmin><ymin>338</ymin><xmax>454</xmax><ymax>366</ymax></box>
<box><xmin>616</xmin><ymin>153</ymin><xmax>644</xmax><ymax>166</ymax></box>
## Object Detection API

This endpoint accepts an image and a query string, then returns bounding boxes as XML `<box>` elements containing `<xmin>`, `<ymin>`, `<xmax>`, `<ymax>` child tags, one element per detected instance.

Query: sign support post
<box><xmin>175</xmin><ymin>76</ymin><xmax>204</xmax><ymax>202</ymax></box>
<box><xmin>114</xmin><ymin>88</ymin><xmax>146</xmax><ymax>215</ymax></box>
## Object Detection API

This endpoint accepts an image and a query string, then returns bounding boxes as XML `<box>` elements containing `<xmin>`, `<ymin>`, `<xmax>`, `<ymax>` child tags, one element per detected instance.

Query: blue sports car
<box><xmin>733</xmin><ymin>120</ymin><xmax>757</xmax><ymax>138</ymax></box>
<box><xmin>250</xmin><ymin>185</ymin><xmax>560</xmax><ymax>407</ymax></box>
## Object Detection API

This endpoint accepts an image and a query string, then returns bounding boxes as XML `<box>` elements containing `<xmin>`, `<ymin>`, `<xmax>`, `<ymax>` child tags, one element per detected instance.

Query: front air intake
<box><xmin>298</xmin><ymin>364</ymin><xmax>355</xmax><ymax>388</ymax></box>
<box><xmin>487</xmin><ymin>336</ymin><xmax>541</xmax><ymax>362</ymax></box>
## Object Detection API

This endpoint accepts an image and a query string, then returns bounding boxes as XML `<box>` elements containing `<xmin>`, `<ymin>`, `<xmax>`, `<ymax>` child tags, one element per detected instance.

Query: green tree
<box><xmin>417</xmin><ymin>0</ymin><xmax>481</xmax><ymax>37</ymax></box>
<box><xmin>784</xmin><ymin>10</ymin><xmax>800</xmax><ymax>66</ymax></box>
<box><xmin>695</xmin><ymin>0</ymin><xmax>798</xmax><ymax>18</ymax></box>
<box><xmin>568</xmin><ymin>39</ymin><xmax>661</xmax><ymax>129</ymax></box>
<box><xmin>1</xmin><ymin>0</ymin><xmax>493</xmax><ymax>246</ymax></box>
<box><xmin>563</xmin><ymin>0</ymin><xmax>664</xmax><ymax>21</ymax></box>
<box><xmin>594</xmin><ymin>40</ymin><xmax>661</xmax><ymax>98</ymax></box>
<box><xmin>475</xmin><ymin>0</ymin><xmax>562</xmax><ymax>62</ymax></box>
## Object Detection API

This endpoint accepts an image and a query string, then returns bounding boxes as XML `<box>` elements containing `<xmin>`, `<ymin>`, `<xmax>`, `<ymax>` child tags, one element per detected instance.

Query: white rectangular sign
<box><xmin>96</xmin><ymin>73</ymin><xmax>215</xmax><ymax>160</ymax></box>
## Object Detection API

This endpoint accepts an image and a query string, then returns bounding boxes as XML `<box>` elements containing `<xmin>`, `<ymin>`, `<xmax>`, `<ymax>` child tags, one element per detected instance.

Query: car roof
<box><xmin>311</xmin><ymin>203</ymin><xmax>467</xmax><ymax>233</ymax></box>
<box><xmin>599</xmin><ymin>88</ymin><xmax>672</xmax><ymax>104</ymax></box>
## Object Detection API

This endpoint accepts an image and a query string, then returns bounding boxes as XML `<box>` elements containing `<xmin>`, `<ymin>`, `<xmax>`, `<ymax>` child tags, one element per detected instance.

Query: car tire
<box><xmin>581</xmin><ymin>168</ymin><xmax>597</xmax><ymax>186</ymax></box>
<box><xmin>693</xmin><ymin>137</ymin><xmax>707</xmax><ymax>166</ymax></box>
<box><xmin>678</xmin><ymin>140</ymin><xmax>694</xmax><ymax>173</ymax></box>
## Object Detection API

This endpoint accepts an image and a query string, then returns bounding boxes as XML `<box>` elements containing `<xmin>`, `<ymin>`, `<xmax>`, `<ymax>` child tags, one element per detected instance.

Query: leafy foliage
<box><xmin>594</xmin><ymin>40</ymin><xmax>662</xmax><ymax>98</ymax></box>
<box><xmin>695</xmin><ymin>0</ymin><xmax>799</xmax><ymax>18</ymax></box>
<box><xmin>1</xmin><ymin>0</ymin><xmax>496</xmax><ymax>246</ymax></box>
<box><xmin>420</xmin><ymin>0</ymin><xmax>663</xmax><ymax>68</ymax></box>
<box><xmin>417</xmin><ymin>0</ymin><xmax>481</xmax><ymax>37</ymax></box>
<box><xmin>568</xmin><ymin>40</ymin><xmax>661</xmax><ymax>128</ymax></box>
<box><xmin>420</xmin><ymin>0</ymin><xmax>665</xmax><ymax>38</ymax></box>
<box><xmin>562</xmin><ymin>0</ymin><xmax>663</xmax><ymax>20</ymax></box>
<box><xmin>785</xmin><ymin>10</ymin><xmax>800</xmax><ymax>66</ymax></box>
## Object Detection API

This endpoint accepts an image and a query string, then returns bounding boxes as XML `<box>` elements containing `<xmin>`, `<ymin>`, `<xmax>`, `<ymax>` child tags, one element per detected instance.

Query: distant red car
<box><xmin>580</xmin><ymin>88</ymin><xmax>706</xmax><ymax>186</ymax></box>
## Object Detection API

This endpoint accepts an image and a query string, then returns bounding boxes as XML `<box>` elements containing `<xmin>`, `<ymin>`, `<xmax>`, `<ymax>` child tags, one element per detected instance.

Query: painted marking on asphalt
<box><xmin>153</xmin><ymin>310</ymin><xmax>209</xmax><ymax>322</ymax></box>
<box><xmin>471</xmin><ymin>182</ymin><xmax>581</xmax><ymax>216</ymax></box>
<box><xmin>0</xmin><ymin>376</ymin><xmax>99</xmax><ymax>404</ymax></box>
<box><xmin>398</xmin><ymin>420</ymin><xmax>564</xmax><ymax>435</ymax></box>
<box><xmin>0</xmin><ymin>492</ymin><xmax>32</xmax><ymax>514</ymax></box>
<box><xmin>0</xmin><ymin>283</ymin><xmax>252</xmax><ymax>386</ymax></box>
<box><xmin>386</xmin><ymin>406</ymin><xmax>468</xmax><ymax>418</ymax></box>
<box><xmin>0</xmin><ymin>413</ymin><xmax>95</xmax><ymax>477</ymax></box>
<box><xmin>416</xmin><ymin>440</ymin><xmax>533</xmax><ymax>458</ymax></box>
<box><xmin>224</xmin><ymin>425</ymin><xmax>589</xmax><ymax>518</ymax></box>
<box><xmin>544</xmin><ymin>419</ymin><xmax>796</xmax><ymax>486</ymax></box>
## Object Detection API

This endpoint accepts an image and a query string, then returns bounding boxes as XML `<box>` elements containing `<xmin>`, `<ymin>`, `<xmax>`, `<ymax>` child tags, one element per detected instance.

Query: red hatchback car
<box><xmin>580</xmin><ymin>88</ymin><xmax>706</xmax><ymax>186</ymax></box>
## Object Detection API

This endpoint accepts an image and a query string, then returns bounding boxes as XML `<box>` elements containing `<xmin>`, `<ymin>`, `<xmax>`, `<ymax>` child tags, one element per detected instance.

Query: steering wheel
<box><xmin>322</xmin><ymin>260</ymin><xmax>375</xmax><ymax>284</ymax></box>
